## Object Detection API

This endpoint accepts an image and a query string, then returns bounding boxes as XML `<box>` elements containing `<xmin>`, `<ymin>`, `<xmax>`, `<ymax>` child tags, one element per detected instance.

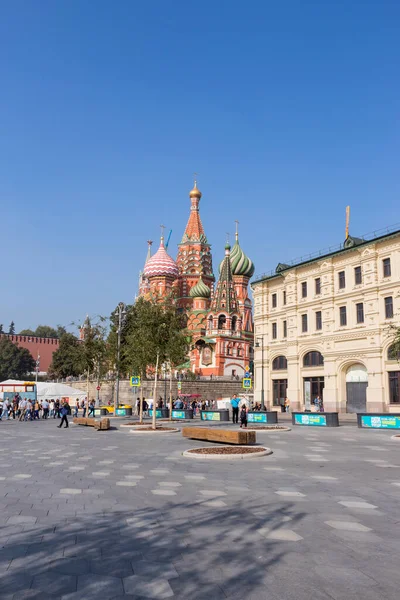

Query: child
<box><xmin>239</xmin><ymin>404</ymin><xmax>248</xmax><ymax>428</ymax></box>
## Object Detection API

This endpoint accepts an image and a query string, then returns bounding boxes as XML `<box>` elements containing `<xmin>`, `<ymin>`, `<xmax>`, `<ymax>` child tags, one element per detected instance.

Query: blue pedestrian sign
<box><xmin>130</xmin><ymin>376</ymin><xmax>141</xmax><ymax>387</ymax></box>
<box><xmin>242</xmin><ymin>378</ymin><xmax>252</xmax><ymax>389</ymax></box>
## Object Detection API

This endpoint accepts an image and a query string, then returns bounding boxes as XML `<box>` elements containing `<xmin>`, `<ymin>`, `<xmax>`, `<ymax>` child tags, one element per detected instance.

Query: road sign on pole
<box><xmin>130</xmin><ymin>376</ymin><xmax>141</xmax><ymax>387</ymax></box>
<box><xmin>96</xmin><ymin>385</ymin><xmax>101</xmax><ymax>391</ymax></box>
<box><xmin>177</xmin><ymin>381</ymin><xmax>182</xmax><ymax>391</ymax></box>
<box><xmin>243</xmin><ymin>378</ymin><xmax>252</xmax><ymax>389</ymax></box>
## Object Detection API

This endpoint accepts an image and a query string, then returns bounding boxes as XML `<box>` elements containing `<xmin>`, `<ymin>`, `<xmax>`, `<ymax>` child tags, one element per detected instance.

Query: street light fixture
<box><xmin>255</xmin><ymin>335</ymin><xmax>265</xmax><ymax>410</ymax></box>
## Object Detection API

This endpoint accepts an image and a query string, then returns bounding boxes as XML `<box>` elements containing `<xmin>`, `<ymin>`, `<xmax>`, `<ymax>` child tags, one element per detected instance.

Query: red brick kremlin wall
<box><xmin>0</xmin><ymin>334</ymin><xmax>60</xmax><ymax>372</ymax></box>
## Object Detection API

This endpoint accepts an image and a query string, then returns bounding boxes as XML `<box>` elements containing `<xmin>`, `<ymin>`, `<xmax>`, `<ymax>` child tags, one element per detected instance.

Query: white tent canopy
<box><xmin>0</xmin><ymin>380</ymin><xmax>86</xmax><ymax>400</ymax></box>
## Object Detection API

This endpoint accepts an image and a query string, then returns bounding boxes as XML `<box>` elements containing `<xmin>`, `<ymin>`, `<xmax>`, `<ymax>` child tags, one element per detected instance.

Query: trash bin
<box><xmin>280</xmin><ymin>405</ymin><xmax>285</xmax><ymax>413</ymax></box>
<box><xmin>125</xmin><ymin>407</ymin><xmax>133</xmax><ymax>416</ymax></box>
<box><xmin>100</xmin><ymin>408</ymin><xmax>108</xmax><ymax>416</ymax></box>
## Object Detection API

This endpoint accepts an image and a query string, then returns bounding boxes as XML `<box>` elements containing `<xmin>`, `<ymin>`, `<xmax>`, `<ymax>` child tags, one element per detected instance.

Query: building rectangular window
<box><xmin>389</xmin><ymin>372</ymin><xmax>400</xmax><ymax>404</ymax></box>
<box><xmin>339</xmin><ymin>306</ymin><xmax>347</xmax><ymax>326</ymax></box>
<box><xmin>338</xmin><ymin>271</ymin><xmax>346</xmax><ymax>289</ymax></box>
<box><xmin>283</xmin><ymin>291</ymin><xmax>286</xmax><ymax>305</ymax></box>
<box><xmin>356</xmin><ymin>302</ymin><xmax>364</xmax><ymax>324</ymax></box>
<box><xmin>301</xmin><ymin>314</ymin><xmax>308</xmax><ymax>333</ymax></box>
<box><xmin>301</xmin><ymin>282</ymin><xmax>307</xmax><ymax>298</ymax></box>
<box><xmin>354</xmin><ymin>266</ymin><xmax>362</xmax><ymax>285</ymax></box>
<box><xmin>383</xmin><ymin>258</ymin><xmax>391</xmax><ymax>277</ymax></box>
<box><xmin>315</xmin><ymin>277</ymin><xmax>321</xmax><ymax>295</ymax></box>
<box><xmin>283</xmin><ymin>320</ymin><xmax>287</xmax><ymax>338</ymax></box>
<box><xmin>385</xmin><ymin>296</ymin><xmax>394</xmax><ymax>319</ymax></box>
<box><xmin>272</xmin><ymin>293</ymin><xmax>277</xmax><ymax>308</ymax></box>
<box><xmin>316</xmin><ymin>311</ymin><xmax>322</xmax><ymax>330</ymax></box>
<box><xmin>272</xmin><ymin>322</ymin><xmax>277</xmax><ymax>339</ymax></box>
<box><xmin>273</xmin><ymin>379</ymin><xmax>287</xmax><ymax>406</ymax></box>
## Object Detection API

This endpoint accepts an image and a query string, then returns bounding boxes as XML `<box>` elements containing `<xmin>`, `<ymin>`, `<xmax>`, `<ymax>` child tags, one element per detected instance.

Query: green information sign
<box><xmin>361</xmin><ymin>415</ymin><xmax>400</xmax><ymax>429</ymax></box>
<box><xmin>201</xmin><ymin>412</ymin><xmax>221</xmax><ymax>421</ymax></box>
<box><xmin>148</xmin><ymin>409</ymin><xmax>163</xmax><ymax>418</ymax></box>
<box><xmin>171</xmin><ymin>410</ymin><xmax>186</xmax><ymax>419</ymax></box>
<box><xmin>248</xmin><ymin>412</ymin><xmax>267</xmax><ymax>423</ymax></box>
<box><xmin>294</xmin><ymin>414</ymin><xmax>327</xmax><ymax>426</ymax></box>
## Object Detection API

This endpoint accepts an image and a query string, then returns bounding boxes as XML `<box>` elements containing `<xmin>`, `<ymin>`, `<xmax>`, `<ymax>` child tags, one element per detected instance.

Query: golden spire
<box><xmin>189</xmin><ymin>174</ymin><xmax>202</xmax><ymax>198</ymax></box>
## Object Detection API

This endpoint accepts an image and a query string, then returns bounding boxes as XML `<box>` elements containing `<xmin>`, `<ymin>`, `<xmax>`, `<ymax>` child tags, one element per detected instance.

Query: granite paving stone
<box><xmin>1</xmin><ymin>417</ymin><xmax>399</xmax><ymax>600</ymax></box>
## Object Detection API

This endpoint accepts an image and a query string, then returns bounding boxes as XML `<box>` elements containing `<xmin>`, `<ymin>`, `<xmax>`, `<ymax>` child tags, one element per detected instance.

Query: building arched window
<box><xmin>272</xmin><ymin>356</ymin><xmax>287</xmax><ymax>370</ymax></box>
<box><xmin>303</xmin><ymin>351</ymin><xmax>324</xmax><ymax>367</ymax></box>
<box><xmin>388</xmin><ymin>345</ymin><xmax>400</xmax><ymax>361</ymax></box>
<box><xmin>218</xmin><ymin>314</ymin><xmax>226</xmax><ymax>329</ymax></box>
<box><xmin>232</xmin><ymin>316</ymin><xmax>237</xmax><ymax>331</ymax></box>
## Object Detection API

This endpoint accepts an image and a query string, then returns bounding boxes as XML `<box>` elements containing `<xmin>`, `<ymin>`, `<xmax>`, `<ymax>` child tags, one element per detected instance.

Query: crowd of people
<box><xmin>0</xmin><ymin>394</ymin><xmax>96</xmax><ymax>427</ymax></box>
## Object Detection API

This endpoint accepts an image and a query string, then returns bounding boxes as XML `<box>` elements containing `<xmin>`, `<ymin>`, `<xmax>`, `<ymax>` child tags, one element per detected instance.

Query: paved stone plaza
<box><xmin>0</xmin><ymin>418</ymin><xmax>400</xmax><ymax>600</ymax></box>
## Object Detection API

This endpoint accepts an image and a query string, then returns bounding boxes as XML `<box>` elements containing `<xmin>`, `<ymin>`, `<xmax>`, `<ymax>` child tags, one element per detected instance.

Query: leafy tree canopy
<box><xmin>124</xmin><ymin>298</ymin><xmax>189</xmax><ymax>377</ymax></box>
<box><xmin>18</xmin><ymin>325</ymin><xmax>67</xmax><ymax>338</ymax></box>
<box><xmin>8</xmin><ymin>321</ymin><xmax>15</xmax><ymax>335</ymax></box>
<box><xmin>48</xmin><ymin>333</ymin><xmax>83</xmax><ymax>379</ymax></box>
<box><xmin>0</xmin><ymin>338</ymin><xmax>36</xmax><ymax>380</ymax></box>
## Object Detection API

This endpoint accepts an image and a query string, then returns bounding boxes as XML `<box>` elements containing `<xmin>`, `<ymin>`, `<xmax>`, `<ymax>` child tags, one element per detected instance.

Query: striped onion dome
<box><xmin>219</xmin><ymin>238</ymin><xmax>255</xmax><ymax>277</ymax></box>
<box><xmin>143</xmin><ymin>238</ymin><xmax>179</xmax><ymax>279</ymax></box>
<box><xmin>189</xmin><ymin>276</ymin><xmax>211</xmax><ymax>298</ymax></box>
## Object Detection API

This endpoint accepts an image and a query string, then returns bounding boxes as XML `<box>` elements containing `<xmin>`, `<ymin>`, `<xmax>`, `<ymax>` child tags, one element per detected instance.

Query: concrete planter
<box><xmin>357</xmin><ymin>413</ymin><xmax>400</xmax><ymax>429</ymax></box>
<box><xmin>200</xmin><ymin>409</ymin><xmax>230</xmax><ymax>422</ymax></box>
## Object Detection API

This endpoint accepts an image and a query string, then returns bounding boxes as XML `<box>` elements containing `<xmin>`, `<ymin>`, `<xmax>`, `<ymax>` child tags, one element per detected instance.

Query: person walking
<box><xmin>284</xmin><ymin>397</ymin><xmax>290</xmax><ymax>413</ymax></box>
<box><xmin>88</xmin><ymin>400</ymin><xmax>95</xmax><ymax>417</ymax></box>
<box><xmin>239</xmin><ymin>403</ymin><xmax>248</xmax><ymax>428</ymax></box>
<box><xmin>58</xmin><ymin>402</ymin><xmax>70</xmax><ymax>429</ymax></box>
<box><xmin>2</xmin><ymin>398</ymin><xmax>10</xmax><ymax>420</ymax></box>
<box><xmin>82</xmin><ymin>398</ymin><xmax>87</xmax><ymax>418</ymax></box>
<box><xmin>42</xmin><ymin>399</ymin><xmax>49</xmax><ymax>419</ymax></box>
<box><xmin>74</xmin><ymin>400</ymin><xmax>79</xmax><ymax>418</ymax></box>
<box><xmin>50</xmin><ymin>399</ymin><xmax>55</xmax><ymax>418</ymax></box>
<box><xmin>230</xmin><ymin>394</ymin><xmax>240</xmax><ymax>425</ymax></box>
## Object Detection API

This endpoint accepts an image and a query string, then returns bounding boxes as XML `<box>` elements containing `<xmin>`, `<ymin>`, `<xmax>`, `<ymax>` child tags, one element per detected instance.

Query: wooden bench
<box><xmin>73</xmin><ymin>417</ymin><xmax>110</xmax><ymax>431</ymax></box>
<box><xmin>182</xmin><ymin>427</ymin><xmax>256</xmax><ymax>445</ymax></box>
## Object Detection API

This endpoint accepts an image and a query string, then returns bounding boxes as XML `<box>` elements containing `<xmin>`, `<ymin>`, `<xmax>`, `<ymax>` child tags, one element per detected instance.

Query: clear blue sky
<box><xmin>1</xmin><ymin>0</ymin><xmax>399</xmax><ymax>332</ymax></box>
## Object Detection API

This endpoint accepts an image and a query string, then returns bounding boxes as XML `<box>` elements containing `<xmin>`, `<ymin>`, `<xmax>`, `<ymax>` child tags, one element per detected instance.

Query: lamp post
<box><xmin>35</xmin><ymin>353</ymin><xmax>40</xmax><ymax>385</ymax></box>
<box><xmin>162</xmin><ymin>363</ymin><xmax>167</xmax><ymax>407</ymax></box>
<box><xmin>255</xmin><ymin>336</ymin><xmax>265</xmax><ymax>410</ymax></box>
<box><xmin>114</xmin><ymin>302</ymin><xmax>127</xmax><ymax>416</ymax></box>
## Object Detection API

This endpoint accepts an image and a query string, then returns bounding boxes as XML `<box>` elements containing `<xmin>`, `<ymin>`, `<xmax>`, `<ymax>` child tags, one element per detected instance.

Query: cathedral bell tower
<box><xmin>176</xmin><ymin>181</ymin><xmax>214</xmax><ymax>309</ymax></box>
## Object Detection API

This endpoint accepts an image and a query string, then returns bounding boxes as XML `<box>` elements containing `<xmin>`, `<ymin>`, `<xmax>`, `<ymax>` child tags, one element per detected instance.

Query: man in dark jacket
<box><xmin>58</xmin><ymin>402</ymin><xmax>70</xmax><ymax>429</ymax></box>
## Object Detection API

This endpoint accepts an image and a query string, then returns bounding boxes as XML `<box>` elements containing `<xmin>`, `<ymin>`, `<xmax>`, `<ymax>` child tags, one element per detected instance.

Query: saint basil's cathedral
<box><xmin>138</xmin><ymin>182</ymin><xmax>255</xmax><ymax>377</ymax></box>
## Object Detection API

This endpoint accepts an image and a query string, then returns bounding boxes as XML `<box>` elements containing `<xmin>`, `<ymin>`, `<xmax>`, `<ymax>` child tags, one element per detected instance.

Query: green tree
<box><xmin>19</xmin><ymin>329</ymin><xmax>35</xmax><ymax>336</ymax></box>
<box><xmin>125</xmin><ymin>298</ymin><xmax>189</xmax><ymax>427</ymax></box>
<box><xmin>48</xmin><ymin>333</ymin><xmax>83</xmax><ymax>378</ymax></box>
<box><xmin>0</xmin><ymin>324</ymin><xmax>4</xmax><ymax>334</ymax></box>
<box><xmin>80</xmin><ymin>317</ymin><xmax>108</xmax><ymax>403</ymax></box>
<box><xmin>8</xmin><ymin>321</ymin><xmax>15</xmax><ymax>335</ymax></box>
<box><xmin>0</xmin><ymin>338</ymin><xmax>36</xmax><ymax>380</ymax></box>
<box><xmin>389</xmin><ymin>324</ymin><xmax>400</xmax><ymax>360</ymax></box>
<box><xmin>34</xmin><ymin>325</ymin><xmax>59</xmax><ymax>338</ymax></box>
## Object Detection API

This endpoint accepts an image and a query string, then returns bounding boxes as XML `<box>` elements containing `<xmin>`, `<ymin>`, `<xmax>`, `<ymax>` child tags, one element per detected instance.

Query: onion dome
<box><xmin>230</xmin><ymin>239</ymin><xmax>255</xmax><ymax>277</ymax></box>
<box><xmin>219</xmin><ymin>235</ymin><xmax>255</xmax><ymax>277</ymax></box>
<box><xmin>189</xmin><ymin>276</ymin><xmax>211</xmax><ymax>298</ymax></box>
<box><xmin>189</xmin><ymin>181</ymin><xmax>202</xmax><ymax>198</ymax></box>
<box><xmin>143</xmin><ymin>237</ymin><xmax>179</xmax><ymax>279</ymax></box>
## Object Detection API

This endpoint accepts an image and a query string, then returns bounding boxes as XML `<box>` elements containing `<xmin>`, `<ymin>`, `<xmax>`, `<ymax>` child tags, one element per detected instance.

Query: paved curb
<box><xmin>128</xmin><ymin>428</ymin><xmax>179</xmax><ymax>434</ymax></box>
<box><xmin>391</xmin><ymin>434</ymin><xmax>400</xmax><ymax>441</ymax></box>
<box><xmin>246</xmin><ymin>427</ymin><xmax>291</xmax><ymax>433</ymax></box>
<box><xmin>182</xmin><ymin>446</ymin><xmax>273</xmax><ymax>460</ymax></box>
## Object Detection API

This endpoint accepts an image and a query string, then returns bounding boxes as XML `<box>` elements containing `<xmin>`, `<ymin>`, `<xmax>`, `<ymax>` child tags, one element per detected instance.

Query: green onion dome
<box><xmin>189</xmin><ymin>276</ymin><xmax>211</xmax><ymax>298</ymax></box>
<box><xmin>219</xmin><ymin>239</ymin><xmax>255</xmax><ymax>277</ymax></box>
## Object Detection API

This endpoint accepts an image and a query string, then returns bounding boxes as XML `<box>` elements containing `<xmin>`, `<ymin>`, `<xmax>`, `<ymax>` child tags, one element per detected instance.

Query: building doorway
<box><xmin>272</xmin><ymin>379</ymin><xmax>287</xmax><ymax>407</ymax></box>
<box><xmin>346</xmin><ymin>364</ymin><xmax>368</xmax><ymax>413</ymax></box>
<box><xmin>303</xmin><ymin>377</ymin><xmax>325</xmax><ymax>409</ymax></box>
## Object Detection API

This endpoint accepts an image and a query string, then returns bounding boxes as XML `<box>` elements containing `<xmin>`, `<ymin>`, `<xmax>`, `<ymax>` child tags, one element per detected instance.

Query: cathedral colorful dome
<box><xmin>230</xmin><ymin>240</ymin><xmax>255</xmax><ymax>277</ymax></box>
<box><xmin>189</xmin><ymin>181</ymin><xmax>202</xmax><ymax>198</ymax></box>
<box><xmin>219</xmin><ymin>238</ymin><xmax>255</xmax><ymax>277</ymax></box>
<box><xmin>189</xmin><ymin>276</ymin><xmax>211</xmax><ymax>298</ymax></box>
<box><xmin>143</xmin><ymin>238</ymin><xmax>179</xmax><ymax>279</ymax></box>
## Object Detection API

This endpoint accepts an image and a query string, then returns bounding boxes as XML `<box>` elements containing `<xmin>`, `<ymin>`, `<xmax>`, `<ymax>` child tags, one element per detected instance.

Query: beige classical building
<box><xmin>252</xmin><ymin>228</ymin><xmax>400</xmax><ymax>414</ymax></box>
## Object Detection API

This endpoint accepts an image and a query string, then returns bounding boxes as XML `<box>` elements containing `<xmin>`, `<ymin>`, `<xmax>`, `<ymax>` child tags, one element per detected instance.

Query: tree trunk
<box><xmin>152</xmin><ymin>353</ymin><xmax>159</xmax><ymax>430</ymax></box>
<box><xmin>169</xmin><ymin>362</ymin><xmax>173</xmax><ymax>420</ymax></box>
<box><xmin>139</xmin><ymin>370</ymin><xmax>144</xmax><ymax>424</ymax></box>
